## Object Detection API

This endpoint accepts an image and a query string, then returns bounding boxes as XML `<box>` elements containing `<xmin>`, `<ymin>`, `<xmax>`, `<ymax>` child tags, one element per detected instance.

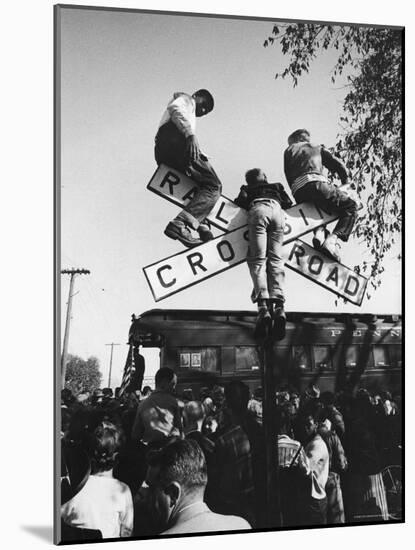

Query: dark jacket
<box><xmin>284</xmin><ymin>142</ymin><xmax>348</xmax><ymax>186</ymax></box>
<box><xmin>234</xmin><ymin>182</ymin><xmax>293</xmax><ymax>211</ymax></box>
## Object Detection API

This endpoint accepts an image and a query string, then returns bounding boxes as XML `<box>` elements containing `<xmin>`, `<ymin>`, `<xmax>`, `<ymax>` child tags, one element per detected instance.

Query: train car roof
<box><xmin>129</xmin><ymin>310</ymin><xmax>401</xmax><ymax>346</ymax></box>
<box><xmin>131</xmin><ymin>309</ymin><xmax>401</xmax><ymax>325</ymax></box>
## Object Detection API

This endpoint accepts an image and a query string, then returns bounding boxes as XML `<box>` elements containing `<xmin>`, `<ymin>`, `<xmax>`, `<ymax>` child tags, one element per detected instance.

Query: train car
<box><xmin>128</xmin><ymin>309</ymin><xmax>402</xmax><ymax>397</ymax></box>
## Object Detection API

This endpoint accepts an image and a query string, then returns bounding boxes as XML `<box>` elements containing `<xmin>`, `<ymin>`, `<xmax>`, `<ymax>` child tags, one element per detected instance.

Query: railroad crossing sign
<box><xmin>144</xmin><ymin>165</ymin><xmax>368</xmax><ymax>306</ymax></box>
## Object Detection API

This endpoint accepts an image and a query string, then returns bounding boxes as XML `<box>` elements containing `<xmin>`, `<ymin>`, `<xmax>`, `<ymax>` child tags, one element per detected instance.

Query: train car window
<box><xmin>345</xmin><ymin>345</ymin><xmax>358</xmax><ymax>368</ymax></box>
<box><xmin>390</xmin><ymin>345</ymin><xmax>402</xmax><ymax>368</ymax></box>
<box><xmin>373</xmin><ymin>345</ymin><xmax>391</xmax><ymax>368</ymax></box>
<box><xmin>313</xmin><ymin>346</ymin><xmax>333</xmax><ymax>371</ymax></box>
<box><xmin>177</xmin><ymin>348</ymin><xmax>219</xmax><ymax>372</ymax></box>
<box><xmin>235</xmin><ymin>346</ymin><xmax>261</xmax><ymax>371</ymax></box>
<box><xmin>292</xmin><ymin>346</ymin><xmax>311</xmax><ymax>371</ymax></box>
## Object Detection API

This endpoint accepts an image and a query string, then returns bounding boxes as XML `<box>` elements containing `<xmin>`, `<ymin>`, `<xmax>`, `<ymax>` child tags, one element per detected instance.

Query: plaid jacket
<box><xmin>214</xmin><ymin>424</ymin><xmax>254</xmax><ymax>502</ymax></box>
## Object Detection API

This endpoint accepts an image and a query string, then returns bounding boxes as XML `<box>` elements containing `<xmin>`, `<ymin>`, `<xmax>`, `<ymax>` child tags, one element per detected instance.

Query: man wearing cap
<box><xmin>155</xmin><ymin>89</ymin><xmax>222</xmax><ymax>247</ymax></box>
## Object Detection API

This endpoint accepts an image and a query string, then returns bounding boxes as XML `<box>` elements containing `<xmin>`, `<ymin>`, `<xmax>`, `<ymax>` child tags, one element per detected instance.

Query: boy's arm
<box><xmin>167</xmin><ymin>93</ymin><xmax>195</xmax><ymax>137</ymax></box>
<box><xmin>321</xmin><ymin>147</ymin><xmax>348</xmax><ymax>185</ymax></box>
<box><xmin>234</xmin><ymin>186</ymin><xmax>249</xmax><ymax>209</ymax></box>
<box><xmin>283</xmin><ymin>149</ymin><xmax>293</xmax><ymax>184</ymax></box>
<box><xmin>276</xmin><ymin>183</ymin><xmax>294</xmax><ymax>210</ymax></box>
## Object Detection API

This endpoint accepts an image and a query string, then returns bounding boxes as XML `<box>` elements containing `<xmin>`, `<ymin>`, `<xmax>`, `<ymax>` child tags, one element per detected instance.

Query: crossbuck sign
<box><xmin>143</xmin><ymin>165</ymin><xmax>368</xmax><ymax>306</ymax></box>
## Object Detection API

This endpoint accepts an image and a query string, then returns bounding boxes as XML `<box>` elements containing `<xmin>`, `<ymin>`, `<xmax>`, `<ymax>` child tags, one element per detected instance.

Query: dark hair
<box><xmin>142</xmin><ymin>385</ymin><xmax>152</xmax><ymax>396</ymax></box>
<box><xmin>276</xmin><ymin>406</ymin><xmax>292</xmax><ymax>435</ymax></box>
<box><xmin>61</xmin><ymin>388</ymin><xmax>75</xmax><ymax>406</ymax></box>
<box><xmin>245</xmin><ymin>168</ymin><xmax>263</xmax><ymax>186</ymax></box>
<box><xmin>89</xmin><ymin>421</ymin><xmax>123</xmax><ymax>473</ymax></box>
<box><xmin>155</xmin><ymin>367</ymin><xmax>175</xmax><ymax>388</ymax></box>
<box><xmin>225</xmin><ymin>380</ymin><xmax>250</xmax><ymax>415</ymax></box>
<box><xmin>320</xmin><ymin>391</ymin><xmax>335</xmax><ymax>406</ymax></box>
<box><xmin>288</xmin><ymin>129</ymin><xmax>310</xmax><ymax>144</ymax></box>
<box><xmin>253</xmin><ymin>386</ymin><xmax>263</xmax><ymax>400</ymax></box>
<box><xmin>184</xmin><ymin>400</ymin><xmax>205</xmax><ymax>425</ymax></box>
<box><xmin>147</xmin><ymin>438</ymin><xmax>207</xmax><ymax>490</ymax></box>
<box><xmin>193</xmin><ymin>89</ymin><xmax>214</xmax><ymax>112</ymax></box>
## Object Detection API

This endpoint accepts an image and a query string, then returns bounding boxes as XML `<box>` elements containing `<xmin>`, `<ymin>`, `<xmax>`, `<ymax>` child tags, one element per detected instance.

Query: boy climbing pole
<box><xmin>154</xmin><ymin>89</ymin><xmax>222</xmax><ymax>248</ymax></box>
<box><xmin>284</xmin><ymin>129</ymin><xmax>358</xmax><ymax>263</ymax></box>
<box><xmin>234</xmin><ymin>169</ymin><xmax>293</xmax><ymax>341</ymax></box>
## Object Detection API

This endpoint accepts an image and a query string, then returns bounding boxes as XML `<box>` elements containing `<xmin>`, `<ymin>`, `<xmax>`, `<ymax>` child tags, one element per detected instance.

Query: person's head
<box><xmin>102</xmin><ymin>387</ymin><xmax>113</xmax><ymax>399</ymax></box>
<box><xmin>298</xmin><ymin>413</ymin><xmax>318</xmax><ymax>443</ymax></box>
<box><xmin>305</xmin><ymin>384</ymin><xmax>320</xmax><ymax>400</ymax></box>
<box><xmin>155</xmin><ymin>367</ymin><xmax>177</xmax><ymax>392</ymax></box>
<box><xmin>380</xmin><ymin>390</ymin><xmax>392</xmax><ymax>403</ymax></box>
<box><xmin>290</xmin><ymin>392</ymin><xmax>300</xmax><ymax>410</ymax></box>
<box><xmin>202</xmin><ymin>415</ymin><xmax>218</xmax><ymax>436</ymax></box>
<box><xmin>282</xmin><ymin>401</ymin><xmax>296</xmax><ymax>419</ymax></box>
<box><xmin>142</xmin><ymin>385</ymin><xmax>152</xmax><ymax>397</ymax></box>
<box><xmin>277</xmin><ymin>406</ymin><xmax>293</xmax><ymax>436</ymax></box>
<box><xmin>146</xmin><ymin>438</ymin><xmax>207</xmax><ymax>529</ymax></box>
<box><xmin>245</xmin><ymin>168</ymin><xmax>267</xmax><ymax>186</ymax></box>
<box><xmin>225</xmin><ymin>380</ymin><xmax>250</xmax><ymax>416</ymax></box>
<box><xmin>182</xmin><ymin>388</ymin><xmax>194</xmax><ymax>402</ymax></box>
<box><xmin>183</xmin><ymin>401</ymin><xmax>205</xmax><ymax>432</ymax></box>
<box><xmin>212</xmin><ymin>385</ymin><xmax>225</xmax><ymax>409</ymax></box>
<box><xmin>192</xmin><ymin>89</ymin><xmax>214</xmax><ymax>117</ymax></box>
<box><xmin>287</xmin><ymin>128</ymin><xmax>311</xmax><ymax>145</ymax></box>
<box><xmin>61</xmin><ymin>388</ymin><xmax>75</xmax><ymax>407</ymax></box>
<box><xmin>88</xmin><ymin>421</ymin><xmax>124</xmax><ymax>474</ymax></box>
<box><xmin>253</xmin><ymin>386</ymin><xmax>263</xmax><ymax>401</ymax></box>
<box><xmin>320</xmin><ymin>391</ymin><xmax>335</xmax><ymax>408</ymax></box>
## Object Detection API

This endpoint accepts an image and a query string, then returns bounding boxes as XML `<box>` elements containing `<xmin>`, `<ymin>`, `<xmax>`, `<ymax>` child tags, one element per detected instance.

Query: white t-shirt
<box><xmin>61</xmin><ymin>473</ymin><xmax>134</xmax><ymax>539</ymax></box>
<box><xmin>158</xmin><ymin>92</ymin><xmax>196</xmax><ymax>137</ymax></box>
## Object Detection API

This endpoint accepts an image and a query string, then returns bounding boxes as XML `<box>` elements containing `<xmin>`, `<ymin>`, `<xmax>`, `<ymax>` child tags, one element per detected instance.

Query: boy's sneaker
<box><xmin>254</xmin><ymin>309</ymin><xmax>272</xmax><ymax>340</ymax></box>
<box><xmin>164</xmin><ymin>221</ymin><xmax>203</xmax><ymax>248</ymax></box>
<box><xmin>272</xmin><ymin>303</ymin><xmax>286</xmax><ymax>341</ymax></box>
<box><xmin>198</xmin><ymin>225</ymin><xmax>214</xmax><ymax>242</ymax></box>
<box><xmin>321</xmin><ymin>234</ymin><xmax>341</xmax><ymax>262</ymax></box>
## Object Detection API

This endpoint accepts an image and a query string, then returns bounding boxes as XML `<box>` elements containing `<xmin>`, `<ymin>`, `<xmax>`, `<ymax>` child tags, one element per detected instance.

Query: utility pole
<box><xmin>61</xmin><ymin>268</ymin><xmax>90</xmax><ymax>389</ymax></box>
<box><xmin>105</xmin><ymin>343</ymin><xmax>120</xmax><ymax>388</ymax></box>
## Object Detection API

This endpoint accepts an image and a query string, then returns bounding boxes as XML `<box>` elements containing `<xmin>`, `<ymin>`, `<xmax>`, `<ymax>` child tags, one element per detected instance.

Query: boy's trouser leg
<box><xmin>295</xmin><ymin>180</ymin><xmax>358</xmax><ymax>242</ymax></box>
<box><xmin>155</xmin><ymin>125</ymin><xmax>222</xmax><ymax>230</ymax></box>
<box><xmin>247</xmin><ymin>203</ymin><xmax>270</xmax><ymax>302</ymax></box>
<box><xmin>266</xmin><ymin>202</ymin><xmax>285</xmax><ymax>303</ymax></box>
<box><xmin>174</xmin><ymin>156</ymin><xmax>222</xmax><ymax>229</ymax></box>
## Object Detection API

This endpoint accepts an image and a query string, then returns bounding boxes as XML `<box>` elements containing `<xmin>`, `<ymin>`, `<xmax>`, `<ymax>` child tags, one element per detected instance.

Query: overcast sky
<box><xmin>58</xmin><ymin>7</ymin><xmax>401</xmax><ymax>387</ymax></box>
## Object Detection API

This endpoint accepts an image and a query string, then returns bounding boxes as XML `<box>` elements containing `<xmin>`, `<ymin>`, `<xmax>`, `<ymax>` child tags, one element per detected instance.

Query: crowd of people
<box><xmin>60</xmin><ymin>368</ymin><xmax>401</xmax><ymax>541</ymax></box>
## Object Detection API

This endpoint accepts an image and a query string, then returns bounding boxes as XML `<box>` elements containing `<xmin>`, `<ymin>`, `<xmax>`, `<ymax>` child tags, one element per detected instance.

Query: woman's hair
<box><xmin>88</xmin><ymin>421</ymin><xmax>124</xmax><ymax>473</ymax></box>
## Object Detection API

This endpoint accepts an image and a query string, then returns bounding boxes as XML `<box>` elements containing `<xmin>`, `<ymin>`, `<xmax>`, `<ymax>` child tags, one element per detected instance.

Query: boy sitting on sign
<box><xmin>284</xmin><ymin>129</ymin><xmax>358</xmax><ymax>263</ymax></box>
<box><xmin>234</xmin><ymin>169</ymin><xmax>293</xmax><ymax>340</ymax></box>
<box><xmin>154</xmin><ymin>89</ymin><xmax>222</xmax><ymax>248</ymax></box>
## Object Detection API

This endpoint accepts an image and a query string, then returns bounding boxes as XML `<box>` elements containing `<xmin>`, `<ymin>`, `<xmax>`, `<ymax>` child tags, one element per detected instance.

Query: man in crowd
<box><xmin>61</xmin><ymin>421</ymin><xmax>134</xmax><ymax>539</ymax></box>
<box><xmin>234</xmin><ymin>168</ymin><xmax>293</xmax><ymax>340</ymax></box>
<box><xmin>146</xmin><ymin>439</ymin><xmax>251</xmax><ymax>535</ymax></box>
<box><xmin>277</xmin><ymin>408</ymin><xmax>310</xmax><ymax>526</ymax></box>
<box><xmin>284</xmin><ymin>129</ymin><xmax>358</xmax><ymax>262</ymax></box>
<box><xmin>320</xmin><ymin>391</ymin><xmax>346</xmax><ymax>440</ymax></box>
<box><xmin>318</xmin><ymin>419</ymin><xmax>348</xmax><ymax>524</ymax></box>
<box><xmin>297</xmin><ymin>412</ymin><xmax>330</xmax><ymax>525</ymax></box>
<box><xmin>155</xmin><ymin>89</ymin><xmax>222</xmax><ymax>247</ymax></box>
<box><xmin>211</xmin><ymin>381</ymin><xmax>261</xmax><ymax>526</ymax></box>
<box><xmin>131</xmin><ymin>367</ymin><xmax>181</xmax><ymax>445</ymax></box>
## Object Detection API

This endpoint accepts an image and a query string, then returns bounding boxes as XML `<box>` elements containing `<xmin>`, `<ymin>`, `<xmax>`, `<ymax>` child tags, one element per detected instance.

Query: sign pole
<box><xmin>261</xmin><ymin>339</ymin><xmax>280</xmax><ymax>527</ymax></box>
